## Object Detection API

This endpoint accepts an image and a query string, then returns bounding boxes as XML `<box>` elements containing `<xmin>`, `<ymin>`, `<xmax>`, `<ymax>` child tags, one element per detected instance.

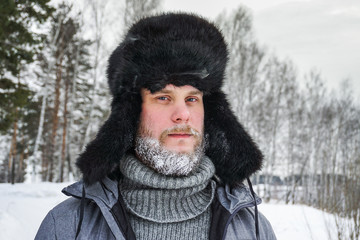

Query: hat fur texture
<box><xmin>76</xmin><ymin>13</ymin><xmax>263</xmax><ymax>186</ymax></box>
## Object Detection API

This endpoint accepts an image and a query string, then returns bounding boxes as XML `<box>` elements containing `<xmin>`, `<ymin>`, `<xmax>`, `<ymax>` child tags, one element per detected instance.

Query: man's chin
<box><xmin>162</xmin><ymin>145</ymin><xmax>195</xmax><ymax>155</ymax></box>
<box><xmin>134</xmin><ymin>136</ymin><xmax>205</xmax><ymax>176</ymax></box>
<box><xmin>162</xmin><ymin>139</ymin><xmax>198</xmax><ymax>154</ymax></box>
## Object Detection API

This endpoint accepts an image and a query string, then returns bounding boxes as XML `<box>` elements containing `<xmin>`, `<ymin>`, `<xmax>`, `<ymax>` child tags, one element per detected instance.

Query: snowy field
<box><xmin>0</xmin><ymin>182</ymin><xmax>341</xmax><ymax>240</ymax></box>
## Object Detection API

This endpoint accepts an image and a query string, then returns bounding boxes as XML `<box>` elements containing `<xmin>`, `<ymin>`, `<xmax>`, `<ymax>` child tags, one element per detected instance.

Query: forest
<box><xmin>0</xmin><ymin>1</ymin><xmax>359</xmax><ymax>239</ymax></box>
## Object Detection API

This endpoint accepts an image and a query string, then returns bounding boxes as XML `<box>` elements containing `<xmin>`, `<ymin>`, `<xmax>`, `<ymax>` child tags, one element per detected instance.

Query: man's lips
<box><xmin>167</xmin><ymin>133</ymin><xmax>192</xmax><ymax>138</ymax></box>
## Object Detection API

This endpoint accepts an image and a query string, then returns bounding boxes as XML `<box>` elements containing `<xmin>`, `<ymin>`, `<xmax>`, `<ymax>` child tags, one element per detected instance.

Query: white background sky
<box><xmin>163</xmin><ymin>0</ymin><xmax>360</xmax><ymax>98</ymax></box>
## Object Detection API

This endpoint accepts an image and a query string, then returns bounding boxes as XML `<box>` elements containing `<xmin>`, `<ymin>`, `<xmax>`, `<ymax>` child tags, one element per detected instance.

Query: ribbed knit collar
<box><xmin>119</xmin><ymin>154</ymin><xmax>216</xmax><ymax>223</ymax></box>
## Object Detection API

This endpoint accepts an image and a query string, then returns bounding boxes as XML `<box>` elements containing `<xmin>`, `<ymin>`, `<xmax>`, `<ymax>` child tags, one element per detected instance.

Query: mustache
<box><xmin>162</xmin><ymin>125</ymin><xmax>200</xmax><ymax>136</ymax></box>
<box><xmin>159</xmin><ymin>125</ymin><xmax>201</xmax><ymax>143</ymax></box>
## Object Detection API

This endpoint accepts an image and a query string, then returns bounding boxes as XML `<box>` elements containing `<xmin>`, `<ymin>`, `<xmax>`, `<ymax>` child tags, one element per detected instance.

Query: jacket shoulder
<box><xmin>35</xmin><ymin>198</ymin><xmax>80</xmax><ymax>240</ymax></box>
<box><xmin>216</xmin><ymin>184</ymin><xmax>276</xmax><ymax>239</ymax></box>
<box><xmin>257</xmin><ymin>210</ymin><xmax>277</xmax><ymax>239</ymax></box>
<box><xmin>226</xmin><ymin>207</ymin><xmax>277</xmax><ymax>240</ymax></box>
<box><xmin>52</xmin><ymin>197</ymin><xmax>81</xmax><ymax>212</ymax></box>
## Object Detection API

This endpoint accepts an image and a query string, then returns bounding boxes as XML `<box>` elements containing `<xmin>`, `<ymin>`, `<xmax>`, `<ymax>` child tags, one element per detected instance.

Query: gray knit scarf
<box><xmin>119</xmin><ymin>154</ymin><xmax>216</xmax><ymax>239</ymax></box>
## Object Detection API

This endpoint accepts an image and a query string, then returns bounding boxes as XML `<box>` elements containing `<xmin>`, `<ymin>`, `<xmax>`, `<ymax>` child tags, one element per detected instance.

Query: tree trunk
<box><xmin>17</xmin><ymin>131</ymin><xmax>25</xmax><ymax>182</ymax></box>
<box><xmin>66</xmin><ymin>42</ymin><xmax>80</xmax><ymax>180</ymax></box>
<box><xmin>28</xmin><ymin>78</ymin><xmax>48</xmax><ymax>183</ymax></box>
<box><xmin>9</xmin><ymin>108</ymin><xmax>18</xmax><ymax>184</ymax></box>
<box><xmin>49</xmin><ymin>56</ymin><xmax>63</xmax><ymax>182</ymax></box>
<box><xmin>60</xmin><ymin>70</ymin><xmax>70</xmax><ymax>182</ymax></box>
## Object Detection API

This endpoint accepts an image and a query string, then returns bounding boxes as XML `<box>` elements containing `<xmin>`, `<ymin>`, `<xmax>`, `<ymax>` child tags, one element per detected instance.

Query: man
<box><xmin>36</xmin><ymin>13</ymin><xmax>276</xmax><ymax>240</ymax></box>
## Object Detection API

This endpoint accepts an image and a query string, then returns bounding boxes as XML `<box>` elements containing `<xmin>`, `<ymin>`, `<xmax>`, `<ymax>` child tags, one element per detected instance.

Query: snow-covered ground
<box><xmin>259</xmin><ymin>202</ymin><xmax>338</xmax><ymax>239</ymax></box>
<box><xmin>0</xmin><ymin>182</ymin><xmax>69</xmax><ymax>240</ymax></box>
<box><xmin>0</xmin><ymin>182</ymin><xmax>341</xmax><ymax>239</ymax></box>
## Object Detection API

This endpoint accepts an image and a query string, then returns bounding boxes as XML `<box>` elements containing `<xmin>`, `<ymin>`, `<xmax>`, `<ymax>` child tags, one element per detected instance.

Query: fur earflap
<box><xmin>76</xmin><ymin>12</ymin><xmax>262</xmax><ymax>186</ymax></box>
<box><xmin>204</xmin><ymin>92</ymin><xmax>263</xmax><ymax>186</ymax></box>
<box><xmin>76</xmin><ymin>92</ymin><xmax>142</xmax><ymax>185</ymax></box>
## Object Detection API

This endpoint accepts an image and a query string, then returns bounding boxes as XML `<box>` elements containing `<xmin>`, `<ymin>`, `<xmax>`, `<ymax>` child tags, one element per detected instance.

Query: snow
<box><xmin>0</xmin><ymin>182</ymin><xmax>69</xmax><ymax>240</ymax></box>
<box><xmin>0</xmin><ymin>182</ymin><xmax>343</xmax><ymax>239</ymax></box>
<box><xmin>259</xmin><ymin>202</ymin><xmax>338</xmax><ymax>240</ymax></box>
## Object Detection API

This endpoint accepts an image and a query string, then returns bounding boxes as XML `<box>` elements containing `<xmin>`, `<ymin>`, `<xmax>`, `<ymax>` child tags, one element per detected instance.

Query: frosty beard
<box><xmin>135</xmin><ymin>125</ymin><xmax>205</xmax><ymax>176</ymax></box>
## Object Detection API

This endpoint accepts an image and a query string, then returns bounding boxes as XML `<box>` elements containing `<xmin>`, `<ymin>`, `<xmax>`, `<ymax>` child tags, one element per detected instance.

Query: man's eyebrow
<box><xmin>155</xmin><ymin>89</ymin><xmax>172</xmax><ymax>94</ymax></box>
<box><xmin>188</xmin><ymin>90</ymin><xmax>203</xmax><ymax>96</ymax></box>
<box><xmin>153</xmin><ymin>89</ymin><xmax>203</xmax><ymax>95</ymax></box>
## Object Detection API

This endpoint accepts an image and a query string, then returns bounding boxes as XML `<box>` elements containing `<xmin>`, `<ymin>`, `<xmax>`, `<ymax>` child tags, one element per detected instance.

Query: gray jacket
<box><xmin>35</xmin><ymin>177</ymin><xmax>276</xmax><ymax>240</ymax></box>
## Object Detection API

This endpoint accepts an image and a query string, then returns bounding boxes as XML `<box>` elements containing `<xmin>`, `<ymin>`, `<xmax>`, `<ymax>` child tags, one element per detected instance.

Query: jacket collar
<box><xmin>216</xmin><ymin>184</ymin><xmax>262</xmax><ymax>214</ymax></box>
<box><xmin>62</xmin><ymin>177</ymin><xmax>119</xmax><ymax>208</ymax></box>
<box><xmin>62</xmin><ymin>177</ymin><xmax>261</xmax><ymax>213</ymax></box>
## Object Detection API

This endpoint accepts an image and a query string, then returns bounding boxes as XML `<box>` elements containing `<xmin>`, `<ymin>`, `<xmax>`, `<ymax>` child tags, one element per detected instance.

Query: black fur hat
<box><xmin>76</xmin><ymin>13</ymin><xmax>263</xmax><ymax>186</ymax></box>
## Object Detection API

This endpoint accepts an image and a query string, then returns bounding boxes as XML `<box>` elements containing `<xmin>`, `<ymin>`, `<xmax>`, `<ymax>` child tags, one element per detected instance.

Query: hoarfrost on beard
<box><xmin>135</xmin><ymin>136</ymin><xmax>205</xmax><ymax>176</ymax></box>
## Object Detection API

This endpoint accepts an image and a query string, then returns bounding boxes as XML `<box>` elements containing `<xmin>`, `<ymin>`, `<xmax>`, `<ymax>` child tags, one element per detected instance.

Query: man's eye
<box><xmin>157</xmin><ymin>96</ymin><xmax>169</xmax><ymax>101</ymax></box>
<box><xmin>186</xmin><ymin>97</ymin><xmax>198</xmax><ymax>102</ymax></box>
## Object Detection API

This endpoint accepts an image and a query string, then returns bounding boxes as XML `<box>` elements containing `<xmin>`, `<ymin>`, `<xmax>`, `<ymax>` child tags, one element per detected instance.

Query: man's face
<box><xmin>138</xmin><ymin>84</ymin><xmax>204</xmax><ymax>153</ymax></box>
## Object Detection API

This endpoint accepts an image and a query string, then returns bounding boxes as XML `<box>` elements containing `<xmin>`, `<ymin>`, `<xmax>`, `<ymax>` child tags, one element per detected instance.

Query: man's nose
<box><xmin>171</xmin><ymin>102</ymin><xmax>190</xmax><ymax>123</ymax></box>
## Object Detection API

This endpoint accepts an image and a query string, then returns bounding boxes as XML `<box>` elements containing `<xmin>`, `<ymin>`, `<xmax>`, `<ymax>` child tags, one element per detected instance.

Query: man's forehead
<box><xmin>141</xmin><ymin>84</ymin><xmax>203</xmax><ymax>96</ymax></box>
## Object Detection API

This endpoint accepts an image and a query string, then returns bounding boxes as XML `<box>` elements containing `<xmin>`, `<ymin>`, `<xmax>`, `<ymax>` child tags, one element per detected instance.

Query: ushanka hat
<box><xmin>76</xmin><ymin>13</ymin><xmax>263</xmax><ymax>186</ymax></box>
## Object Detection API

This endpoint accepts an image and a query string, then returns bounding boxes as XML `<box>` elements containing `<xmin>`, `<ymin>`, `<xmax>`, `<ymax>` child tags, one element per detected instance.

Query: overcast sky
<box><xmin>163</xmin><ymin>0</ymin><xmax>360</xmax><ymax>98</ymax></box>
